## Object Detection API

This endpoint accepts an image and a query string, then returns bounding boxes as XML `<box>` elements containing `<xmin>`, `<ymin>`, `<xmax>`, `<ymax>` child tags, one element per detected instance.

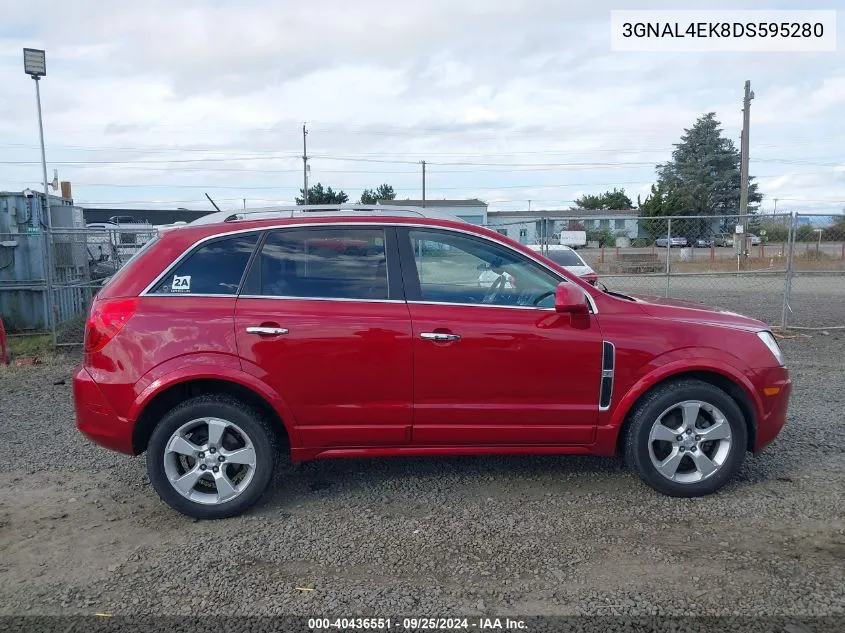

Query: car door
<box><xmin>397</xmin><ymin>227</ymin><xmax>603</xmax><ymax>446</ymax></box>
<box><xmin>234</xmin><ymin>225</ymin><xmax>413</xmax><ymax>449</ymax></box>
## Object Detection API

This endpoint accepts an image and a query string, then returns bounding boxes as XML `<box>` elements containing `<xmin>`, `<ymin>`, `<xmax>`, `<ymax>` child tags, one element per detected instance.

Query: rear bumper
<box><xmin>753</xmin><ymin>368</ymin><xmax>792</xmax><ymax>452</ymax></box>
<box><xmin>73</xmin><ymin>365</ymin><xmax>135</xmax><ymax>455</ymax></box>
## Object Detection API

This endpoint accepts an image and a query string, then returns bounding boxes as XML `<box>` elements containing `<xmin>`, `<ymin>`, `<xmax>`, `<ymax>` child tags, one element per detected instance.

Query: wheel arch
<box><xmin>613</xmin><ymin>368</ymin><xmax>758</xmax><ymax>456</ymax></box>
<box><xmin>132</xmin><ymin>377</ymin><xmax>293</xmax><ymax>456</ymax></box>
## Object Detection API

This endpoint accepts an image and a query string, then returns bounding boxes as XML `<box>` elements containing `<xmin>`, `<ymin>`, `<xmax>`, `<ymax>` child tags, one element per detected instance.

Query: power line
<box><xmin>2</xmin><ymin>153</ymin><xmax>839</xmax><ymax>168</ymax></box>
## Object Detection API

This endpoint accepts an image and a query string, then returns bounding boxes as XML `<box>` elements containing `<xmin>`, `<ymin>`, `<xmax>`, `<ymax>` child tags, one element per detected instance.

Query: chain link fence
<box><xmin>782</xmin><ymin>214</ymin><xmax>845</xmax><ymax>330</ymax></box>
<box><xmin>0</xmin><ymin>225</ymin><xmax>159</xmax><ymax>346</ymax></box>
<box><xmin>1</xmin><ymin>213</ymin><xmax>843</xmax><ymax>348</ymax></box>
<box><xmin>52</xmin><ymin>225</ymin><xmax>159</xmax><ymax>344</ymax></box>
<box><xmin>484</xmin><ymin>213</ymin><xmax>844</xmax><ymax>330</ymax></box>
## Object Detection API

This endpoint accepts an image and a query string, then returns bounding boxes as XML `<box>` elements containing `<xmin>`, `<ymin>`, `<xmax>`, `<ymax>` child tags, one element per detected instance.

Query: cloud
<box><xmin>0</xmin><ymin>0</ymin><xmax>843</xmax><ymax>213</ymax></box>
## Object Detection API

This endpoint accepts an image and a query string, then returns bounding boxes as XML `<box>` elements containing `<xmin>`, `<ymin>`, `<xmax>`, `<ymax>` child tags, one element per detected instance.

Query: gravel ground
<box><xmin>0</xmin><ymin>331</ymin><xmax>843</xmax><ymax>626</ymax></box>
<box><xmin>602</xmin><ymin>273</ymin><xmax>845</xmax><ymax>329</ymax></box>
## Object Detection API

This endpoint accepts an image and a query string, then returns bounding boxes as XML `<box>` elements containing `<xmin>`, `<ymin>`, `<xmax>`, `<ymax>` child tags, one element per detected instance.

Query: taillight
<box><xmin>83</xmin><ymin>298</ymin><xmax>139</xmax><ymax>354</ymax></box>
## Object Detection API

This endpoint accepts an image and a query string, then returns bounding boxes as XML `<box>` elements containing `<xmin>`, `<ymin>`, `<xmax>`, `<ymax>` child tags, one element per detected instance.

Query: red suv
<box><xmin>73</xmin><ymin>206</ymin><xmax>791</xmax><ymax>519</ymax></box>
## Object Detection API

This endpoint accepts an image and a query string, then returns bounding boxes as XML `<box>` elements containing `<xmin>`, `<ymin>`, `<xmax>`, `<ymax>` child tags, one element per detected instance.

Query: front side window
<box><xmin>151</xmin><ymin>233</ymin><xmax>259</xmax><ymax>295</ymax></box>
<box><xmin>406</xmin><ymin>229</ymin><xmax>561</xmax><ymax>308</ymax></box>
<box><xmin>242</xmin><ymin>227</ymin><xmax>388</xmax><ymax>300</ymax></box>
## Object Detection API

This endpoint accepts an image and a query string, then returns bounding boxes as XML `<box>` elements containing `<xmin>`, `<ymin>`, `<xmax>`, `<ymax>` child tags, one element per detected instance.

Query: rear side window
<box><xmin>151</xmin><ymin>233</ymin><xmax>259</xmax><ymax>295</ymax></box>
<box><xmin>242</xmin><ymin>227</ymin><xmax>388</xmax><ymax>300</ymax></box>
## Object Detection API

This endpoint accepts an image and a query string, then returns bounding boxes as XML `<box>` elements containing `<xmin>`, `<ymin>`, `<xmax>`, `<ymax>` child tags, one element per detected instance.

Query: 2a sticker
<box><xmin>171</xmin><ymin>275</ymin><xmax>191</xmax><ymax>292</ymax></box>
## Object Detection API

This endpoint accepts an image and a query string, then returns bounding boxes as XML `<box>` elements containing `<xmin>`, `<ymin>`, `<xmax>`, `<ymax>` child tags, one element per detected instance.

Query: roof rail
<box><xmin>231</xmin><ymin>204</ymin><xmax>428</xmax><ymax>221</ymax></box>
<box><xmin>189</xmin><ymin>204</ymin><xmax>463</xmax><ymax>226</ymax></box>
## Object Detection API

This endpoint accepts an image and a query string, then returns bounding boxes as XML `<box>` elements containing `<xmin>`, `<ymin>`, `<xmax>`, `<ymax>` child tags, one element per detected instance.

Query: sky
<box><xmin>0</xmin><ymin>0</ymin><xmax>843</xmax><ymax>215</ymax></box>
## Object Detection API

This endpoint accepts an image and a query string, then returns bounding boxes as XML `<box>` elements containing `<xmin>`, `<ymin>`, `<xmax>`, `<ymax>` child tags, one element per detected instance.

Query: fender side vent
<box><xmin>599</xmin><ymin>341</ymin><xmax>615</xmax><ymax>410</ymax></box>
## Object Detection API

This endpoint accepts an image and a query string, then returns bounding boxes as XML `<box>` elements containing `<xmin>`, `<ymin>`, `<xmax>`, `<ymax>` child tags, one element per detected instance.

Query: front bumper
<box><xmin>73</xmin><ymin>365</ymin><xmax>134</xmax><ymax>455</ymax></box>
<box><xmin>753</xmin><ymin>367</ymin><xmax>792</xmax><ymax>452</ymax></box>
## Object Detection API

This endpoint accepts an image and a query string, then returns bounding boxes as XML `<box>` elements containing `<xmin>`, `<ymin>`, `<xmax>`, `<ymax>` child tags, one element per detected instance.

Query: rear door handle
<box><xmin>420</xmin><ymin>332</ymin><xmax>461</xmax><ymax>342</ymax></box>
<box><xmin>246</xmin><ymin>326</ymin><xmax>289</xmax><ymax>337</ymax></box>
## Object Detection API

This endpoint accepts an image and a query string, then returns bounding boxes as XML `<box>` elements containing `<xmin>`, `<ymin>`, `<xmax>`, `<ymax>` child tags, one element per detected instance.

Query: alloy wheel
<box><xmin>647</xmin><ymin>400</ymin><xmax>733</xmax><ymax>484</ymax></box>
<box><xmin>162</xmin><ymin>417</ymin><xmax>257</xmax><ymax>505</ymax></box>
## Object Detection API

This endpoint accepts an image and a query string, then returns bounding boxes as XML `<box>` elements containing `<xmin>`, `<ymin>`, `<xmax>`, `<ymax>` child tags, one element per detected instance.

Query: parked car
<box><xmin>527</xmin><ymin>244</ymin><xmax>599</xmax><ymax>285</ymax></box>
<box><xmin>73</xmin><ymin>205</ymin><xmax>791</xmax><ymax>519</ymax></box>
<box><xmin>655</xmin><ymin>236</ymin><xmax>688</xmax><ymax>248</ymax></box>
<box><xmin>694</xmin><ymin>238</ymin><xmax>713</xmax><ymax>248</ymax></box>
<box><xmin>748</xmin><ymin>234</ymin><xmax>761</xmax><ymax>246</ymax></box>
<box><xmin>713</xmin><ymin>234</ymin><xmax>734</xmax><ymax>247</ymax></box>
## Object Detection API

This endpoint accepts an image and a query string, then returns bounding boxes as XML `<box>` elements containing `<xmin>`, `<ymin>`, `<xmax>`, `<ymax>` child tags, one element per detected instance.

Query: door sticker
<box><xmin>171</xmin><ymin>275</ymin><xmax>191</xmax><ymax>292</ymax></box>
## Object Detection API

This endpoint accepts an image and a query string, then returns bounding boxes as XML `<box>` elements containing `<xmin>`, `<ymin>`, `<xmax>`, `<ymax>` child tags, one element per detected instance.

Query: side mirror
<box><xmin>554</xmin><ymin>282</ymin><xmax>588</xmax><ymax>314</ymax></box>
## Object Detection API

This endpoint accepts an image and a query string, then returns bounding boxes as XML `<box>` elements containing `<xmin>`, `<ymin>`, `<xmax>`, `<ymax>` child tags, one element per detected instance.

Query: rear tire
<box><xmin>623</xmin><ymin>379</ymin><xmax>747</xmax><ymax>497</ymax></box>
<box><xmin>147</xmin><ymin>394</ymin><xmax>277</xmax><ymax>519</ymax></box>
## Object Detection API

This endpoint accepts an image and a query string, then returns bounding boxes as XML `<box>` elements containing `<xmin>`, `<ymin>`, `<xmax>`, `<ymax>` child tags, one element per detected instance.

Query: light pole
<box><xmin>23</xmin><ymin>48</ymin><xmax>55</xmax><ymax>344</ymax></box>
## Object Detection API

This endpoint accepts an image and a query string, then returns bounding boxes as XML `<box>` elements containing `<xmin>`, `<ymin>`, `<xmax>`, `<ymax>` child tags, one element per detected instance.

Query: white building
<box><xmin>486</xmin><ymin>209</ymin><xmax>642</xmax><ymax>245</ymax></box>
<box><xmin>379</xmin><ymin>199</ymin><xmax>488</xmax><ymax>225</ymax></box>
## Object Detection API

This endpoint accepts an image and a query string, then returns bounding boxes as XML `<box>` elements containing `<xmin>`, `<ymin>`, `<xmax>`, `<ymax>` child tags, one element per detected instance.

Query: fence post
<box><xmin>665</xmin><ymin>218</ymin><xmax>672</xmax><ymax>297</ymax></box>
<box><xmin>541</xmin><ymin>217</ymin><xmax>548</xmax><ymax>256</ymax></box>
<box><xmin>780</xmin><ymin>213</ymin><xmax>797</xmax><ymax>328</ymax></box>
<box><xmin>41</xmin><ymin>198</ymin><xmax>57</xmax><ymax>347</ymax></box>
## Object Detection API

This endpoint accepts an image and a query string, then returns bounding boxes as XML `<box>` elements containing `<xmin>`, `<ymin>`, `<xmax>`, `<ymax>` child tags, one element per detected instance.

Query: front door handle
<box><xmin>245</xmin><ymin>326</ymin><xmax>289</xmax><ymax>337</ymax></box>
<box><xmin>420</xmin><ymin>332</ymin><xmax>461</xmax><ymax>342</ymax></box>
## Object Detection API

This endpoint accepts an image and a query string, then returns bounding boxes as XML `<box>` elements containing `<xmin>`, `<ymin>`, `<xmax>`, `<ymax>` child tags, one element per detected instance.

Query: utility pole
<box><xmin>739</xmin><ymin>80</ymin><xmax>754</xmax><ymax>260</ymax></box>
<box><xmin>302</xmin><ymin>123</ymin><xmax>309</xmax><ymax>205</ymax></box>
<box><xmin>773</xmin><ymin>198</ymin><xmax>778</xmax><ymax>214</ymax></box>
<box><xmin>420</xmin><ymin>160</ymin><xmax>426</xmax><ymax>207</ymax></box>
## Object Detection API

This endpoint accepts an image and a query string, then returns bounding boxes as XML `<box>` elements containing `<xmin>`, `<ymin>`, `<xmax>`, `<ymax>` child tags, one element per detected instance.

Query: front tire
<box><xmin>147</xmin><ymin>394</ymin><xmax>277</xmax><ymax>519</ymax></box>
<box><xmin>623</xmin><ymin>379</ymin><xmax>747</xmax><ymax>497</ymax></box>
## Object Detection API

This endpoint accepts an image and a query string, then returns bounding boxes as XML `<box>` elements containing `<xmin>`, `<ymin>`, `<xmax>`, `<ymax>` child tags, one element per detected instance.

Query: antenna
<box><xmin>49</xmin><ymin>169</ymin><xmax>58</xmax><ymax>191</ymax></box>
<box><xmin>204</xmin><ymin>192</ymin><xmax>222</xmax><ymax>212</ymax></box>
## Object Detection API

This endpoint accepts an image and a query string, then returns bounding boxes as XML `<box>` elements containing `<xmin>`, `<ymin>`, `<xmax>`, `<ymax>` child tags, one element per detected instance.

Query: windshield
<box><xmin>544</xmin><ymin>250</ymin><xmax>585</xmax><ymax>266</ymax></box>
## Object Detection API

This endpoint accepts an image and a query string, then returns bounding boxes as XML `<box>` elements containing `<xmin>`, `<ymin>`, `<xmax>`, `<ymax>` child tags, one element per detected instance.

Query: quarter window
<box><xmin>242</xmin><ymin>227</ymin><xmax>389</xmax><ymax>300</ymax></box>
<box><xmin>151</xmin><ymin>233</ymin><xmax>258</xmax><ymax>295</ymax></box>
<box><xmin>406</xmin><ymin>229</ymin><xmax>561</xmax><ymax>308</ymax></box>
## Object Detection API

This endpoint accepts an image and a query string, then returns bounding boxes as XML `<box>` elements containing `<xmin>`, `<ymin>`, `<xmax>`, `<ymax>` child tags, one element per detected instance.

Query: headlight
<box><xmin>757</xmin><ymin>331</ymin><xmax>784</xmax><ymax>366</ymax></box>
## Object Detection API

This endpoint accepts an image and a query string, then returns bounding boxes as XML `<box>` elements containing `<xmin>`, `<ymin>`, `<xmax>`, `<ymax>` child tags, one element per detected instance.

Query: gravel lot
<box><xmin>604</xmin><ymin>273</ymin><xmax>845</xmax><ymax>329</ymax></box>
<box><xmin>0</xmin><ymin>329</ymin><xmax>843</xmax><ymax>626</ymax></box>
